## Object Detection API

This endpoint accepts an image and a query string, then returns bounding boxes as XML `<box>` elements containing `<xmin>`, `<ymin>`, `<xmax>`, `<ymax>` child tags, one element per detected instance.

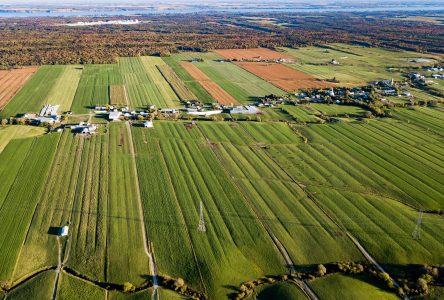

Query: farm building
<box><xmin>109</xmin><ymin>111</ymin><xmax>122</xmax><ymax>121</ymax></box>
<box><xmin>71</xmin><ymin>122</ymin><xmax>97</xmax><ymax>134</ymax></box>
<box><xmin>143</xmin><ymin>121</ymin><xmax>153</xmax><ymax>128</ymax></box>
<box><xmin>230</xmin><ymin>106</ymin><xmax>260</xmax><ymax>115</ymax></box>
<box><xmin>49</xmin><ymin>225</ymin><xmax>69</xmax><ymax>237</ymax></box>
<box><xmin>39</xmin><ymin>104</ymin><xmax>60</xmax><ymax>117</ymax></box>
<box><xmin>188</xmin><ymin>110</ymin><xmax>222</xmax><ymax>117</ymax></box>
<box><xmin>160</xmin><ymin>108</ymin><xmax>178</xmax><ymax>114</ymax></box>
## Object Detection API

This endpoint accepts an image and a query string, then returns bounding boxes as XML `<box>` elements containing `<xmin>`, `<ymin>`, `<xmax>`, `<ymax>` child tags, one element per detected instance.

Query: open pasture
<box><xmin>180</xmin><ymin>62</ymin><xmax>239</xmax><ymax>105</ymax></box>
<box><xmin>133</xmin><ymin>122</ymin><xmax>285</xmax><ymax>299</ymax></box>
<box><xmin>309</xmin><ymin>274</ymin><xmax>398</xmax><ymax>300</ymax></box>
<box><xmin>214</xmin><ymin>48</ymin><xmax>293</xmax><ymax>60</ymax></box>
<box><xmin>0</xmin><ymin>134</ymin><xmax>59</xmax><ymax>282</ymax></box>
<box><xmin>44</xmin><ymin>65</ymin><xmax>83</xmax><ymax>112</ymax></box>
<box><xmin>282</xmin><ymin>43</ymin><xmax>440</xmax><ymax>85</ymax></box>
<box><xmin>1</xmin><ymin>65</ymin><xmax>64</xmax><ymax>118</ymax></box>
<box><xmin>235</xmin><ymin>62</ymin><xmax>332</xmax><ymax>91</ymax></box>
<box><xmin>275</xmin><ymin>119</ymin><xmax>444</xmax><ymax>209</ymax></box>
<box><xmin>0</xmin><ymin>125</ymin><xmax>46</xmax><ymax>153</ymax></box>
<box><xmin>395</xmin><ymin>106</ymin><xmax>444</xmax><ymax>135</ymax></box>
<box><xmin>71</xmin><ymin>64</ymin><xmax>121</xmax><ymax>114</ymax></box>
<box><xmin>311</xmin><ymin>188</ymin><xmax>444</xmax><ymax>265</ymax></box>
<box><xmin>107</xmin><ymin>122</ymin><xmax>149</xmax><ymax>284</ymax></box>
<box><xmin>0</xmin><ymin>67</ymin><xmax>37</xmax><ymax>110</ymax></box>
<box><xmin>120</xmin><ymin>57</ymin><xmax>179</xmax><ymax>109</ymax></box>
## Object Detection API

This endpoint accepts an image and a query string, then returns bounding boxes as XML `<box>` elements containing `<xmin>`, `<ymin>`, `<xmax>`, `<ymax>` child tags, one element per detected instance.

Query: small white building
<box><xmin>40</xmin><ymin>104</ymin><xmax>60</xmax><ymax>117</ymax></box>
<box><xmin>109</xmin><ymin>111</ymin><xmax>122</xmax><ymax>121</ymax></box>
<box><xmin>71</xmin><ymin>122</ymin><xmax>97</xmax><ymax>134</ymax></box>
<box><xmin>143</xmin><ymin>120</ymin><xmax>153</xmax><ymax>128</ymax></box>
<box><xmin>60</xmin><ymin>226</ymin><xmax>69</xmax><ymax>236</ymax></box>
<box><xmin>160</xmin><ymin>108</ymin><xmax>178</xmax><ymax>114</ymax></box>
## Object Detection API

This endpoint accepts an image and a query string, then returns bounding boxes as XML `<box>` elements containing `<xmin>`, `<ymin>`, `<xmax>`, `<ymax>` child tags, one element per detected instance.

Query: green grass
<box><xmin>5</xmin><ymin>271</ymin><xmax>55</xmax><ymax>300</ymax></box>
<box><xmin>132</xmin><ymin>121</ymin><xmax>285</xmax><ymax>299</ymax></box>
<box><xmin>309</xmin><ymin>274</ymin><xmax>398</xmax><ymax>300</ymax></box>
<box><xmin>44</xmin><ymin>65</ymin><xmax>83</xmax><ymax>112</ymax></box>
<box><xmin>57</xmin><ymin>273</ymin><xmax>105</xmax><ymax>300</ymax></box>
<box><xmin>395</xmin><ymin>106</ymin><xmax>444</xmax><ymax>134</ymax></box>
<box><xmin>202</xmin><ymin>123</ymin><xmax>361</xmax><ymax>264</ymax></box>
<box><xmin>286</xmin><ymin>120</ymin><xmax>444</xmax><ymax>208</ymax></box>
<box><xmin>282</xmin><ymin>44</ymin><xmax>440</xmax><ymax>86</ymax></box>
<box><xmin>281</xmin><ymin>105</ymin><xmax>320</xmax><ymax>123</ymax></box>
<box><xmin>109</xmin><ymin>289</ymin><xmax>153</xmax><ymax>300</ymax></box>
<box><xmin>260</xmin><ymin>107</ymin><xmax>294</xmax><ymax>122</ymax></box>
<box><xmin>0</xmin><ymin>125</ymin><xmax>46</xmax><ymax>153</ymax></box>
<box><xmin>71</xmin><ymin>64</ymin><xmax>122</xmax><ymax>114</ymax></box>
<box><xmin>254</xmin><ymin>282</ymin><xmax>307</xmax><ymax>300</ymax></box>
<box><xmin>309</xmin><ymin>103</ymin><xmax>367</xmax><ymax>116</ymax></box>
<box><xmin>13</xmin><ymin>130</ymin><xmax>84</xmax><ymax>280</ymax></box>
<box><xmin>119</xmin><ymin>57</ymin><xmax>179</xmax><ymax>109</ymax></box>
<box><xmin>66</xmin><ymin>133</ymin><xmax>109</xmax><ymax>281</ymax></box>
<box><xmin>1</xmin><ymin>65</ymin><xmax>65</xmax><ymax>118</ymax></box>
<box><xmin>0</xmin><ymin>133</ymin><xmax>59</xmax><ymax>281</ymax></box>
<box><xmin>107</xmin><ymin>122</ymin><xmax>149</xmax><ymax>284</ymax></box>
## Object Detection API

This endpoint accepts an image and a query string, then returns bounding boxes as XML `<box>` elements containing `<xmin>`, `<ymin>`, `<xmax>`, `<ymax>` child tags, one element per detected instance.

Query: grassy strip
<box><xmin>0</xmin><ymin>133</ymin><xmax>60</xmax><ymax>281</ymax></box>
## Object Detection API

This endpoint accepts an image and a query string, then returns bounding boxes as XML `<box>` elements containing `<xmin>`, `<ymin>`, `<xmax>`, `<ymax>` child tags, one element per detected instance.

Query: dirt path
<box><xmin>51</xmin><ymin>237</ymin><xmax>62</xmax><ymax>300</ymax></box>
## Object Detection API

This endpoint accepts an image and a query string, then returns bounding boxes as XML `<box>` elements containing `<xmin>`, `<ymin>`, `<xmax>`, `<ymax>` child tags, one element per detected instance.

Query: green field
<box><xmin>4</xmin><ymin>271</ymin><xmax>55</xmax><ymax>300</ymax></box>
<box><xmin>107</xmin><ymin>122</ymin><xmax>149</xmax><ymax>284</ymax></box>
<box><xmin>309</xmin><ymin>274</ymin><xmax>398</xmax><ymax>300</ymax></box>
<box><xmin>120</xmin><ymin>57</ymin><xmax>179</xmax><ymax>109</ymax></box>
<box><xmin>282</xmin><ymin>44</ymin><xmax>440</xmax><ymax>86</ymax></box>
<box><xmin>1</xmin><ymin>65</ymin><xmax>65</xmax><ymax>118</ymax></box>
<box><xmin>133</xmin><ymin>122</ymin><xmax>286</xmax><ymax>299</ymax></box>
<box><xmin>44</xmin><ymin>65</ymin><xmax>83</xmax><ymax>112</ymax></box>
<box><xmin>0</xmin><ymin>133</ymin><xmax>59</xmax><ymax>281</ymax></box>
<box><xmin>12</xmin><ymin>130</ymin><xmax>84</xmax><ymax>280</ymax></box>
<box><xmin>254</xmin><ymin>282</ymin><xmax>307</xmax><ymax>300</ymax></box>
<box><xmin>0</xmin><ymin>125</ymin><xmax>46</xmax><ymax>153</ymax></box>
<box><xmin>71</xmin><ymin>64</ymin><xmax>122</xmax><ymax>114</ymax></box>
<box><xmin>57</xmin><ymin>273</ymin><xmax>105</xmax><ymax>300</ymax></box>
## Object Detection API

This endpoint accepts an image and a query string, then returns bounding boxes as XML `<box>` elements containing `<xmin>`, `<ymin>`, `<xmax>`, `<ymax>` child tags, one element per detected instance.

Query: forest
<box><xmin>0</xmin><ymin>11</ymin><xmax>443</xmax><ymax>68</ymax></box>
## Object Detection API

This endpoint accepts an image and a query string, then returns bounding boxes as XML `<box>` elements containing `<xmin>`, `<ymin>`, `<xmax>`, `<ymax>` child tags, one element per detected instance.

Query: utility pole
<box><xmin>412</xmin><ymin>209</ymin><xmax>423</xmax><ymax>240</ymax></box>
<box><xmin>197</xmin><ymin>201</ymin><xmax>206</xmax><ymax>232</ymax></box>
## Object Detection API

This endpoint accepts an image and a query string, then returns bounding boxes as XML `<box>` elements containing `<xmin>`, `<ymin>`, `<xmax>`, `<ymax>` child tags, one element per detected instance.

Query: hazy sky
<box><xmin>1</xmin><ymin>0</ymin><xmax>442</xmax><ymax>4</ymax></box>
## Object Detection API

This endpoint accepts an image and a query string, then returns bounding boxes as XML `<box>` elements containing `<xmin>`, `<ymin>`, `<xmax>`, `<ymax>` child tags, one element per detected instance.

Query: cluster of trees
<box><xmin>0</xmin><ymin>12</ymin><xmax>442</xmax><ymax>68</ymax></box>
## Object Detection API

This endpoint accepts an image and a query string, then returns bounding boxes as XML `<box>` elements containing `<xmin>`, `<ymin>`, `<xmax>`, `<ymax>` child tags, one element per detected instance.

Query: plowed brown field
<box><xmin>214</xmin><ymin>48</ymin><xmax>294</xmax><ymax>60</ymax></box>
<box><xmin>0</xmin><ymin>67</ymin><xmax>38</xmax><ymax>109</ymax></box>
<box><xmin>180</xmin><ymin>62</ymin><xmax>239</xmax><ymax>105</ymax></box>
<box><xmin>235</xmin><ymin>62</ymin><xmax>333</xmax><ymax>92</ymax></box>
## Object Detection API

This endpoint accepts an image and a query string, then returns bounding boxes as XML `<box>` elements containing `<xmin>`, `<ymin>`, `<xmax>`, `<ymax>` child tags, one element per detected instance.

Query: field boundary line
<box><xmin>105</xmin><ymin>124</ymin><xmax>111</xmax><ymax>282</ymax></box>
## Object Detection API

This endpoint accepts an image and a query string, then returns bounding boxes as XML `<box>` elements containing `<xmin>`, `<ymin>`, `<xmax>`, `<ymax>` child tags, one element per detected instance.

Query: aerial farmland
<box><xmin>0</xmin><ymin>40</ymin><xmax>444</xmax><ymax>300</ymax></box>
